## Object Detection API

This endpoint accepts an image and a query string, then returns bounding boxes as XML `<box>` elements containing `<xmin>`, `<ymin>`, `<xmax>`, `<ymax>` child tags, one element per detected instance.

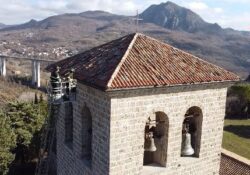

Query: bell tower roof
<box><xmin>47</xmin><ymin>33</ymin><xmax>240</xmax><ymax>91</ymax></box>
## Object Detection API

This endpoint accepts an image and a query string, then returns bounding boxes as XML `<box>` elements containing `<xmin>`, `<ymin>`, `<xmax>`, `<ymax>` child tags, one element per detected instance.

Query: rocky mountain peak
<box><xmin>140</xmin><ymin>1</ymin><xmax>221</xmax><ymax>33</ymax></box>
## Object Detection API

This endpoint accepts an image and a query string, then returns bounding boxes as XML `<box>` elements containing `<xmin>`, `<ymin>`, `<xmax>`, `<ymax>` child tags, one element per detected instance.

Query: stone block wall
<box><xmin>56</xmin><ymin>83</ymin><xmax>111</xmax><ymax>175</ymax></box>
<box><xmin>56</xmin><ymin>82</ymin><xmax>229</xmax><ymax>175</ymax></box>
<box><xmin>109</xmin><ymin>85</ymin><xmax>228</xmax><ymax>175</ymax></box>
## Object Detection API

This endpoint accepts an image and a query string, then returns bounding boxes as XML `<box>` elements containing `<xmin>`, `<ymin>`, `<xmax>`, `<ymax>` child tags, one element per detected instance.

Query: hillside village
<box><xmin>0</xmin><ymin>40</ymin><xmax>75</xmax><ymax>59</ymax></box>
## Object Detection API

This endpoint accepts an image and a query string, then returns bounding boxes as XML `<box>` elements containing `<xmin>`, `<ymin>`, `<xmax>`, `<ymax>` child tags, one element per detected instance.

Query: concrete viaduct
<box><xmin>0</xmin><ymin>55</ymin><xmax>55</xmax><ymax>87</ymax></box>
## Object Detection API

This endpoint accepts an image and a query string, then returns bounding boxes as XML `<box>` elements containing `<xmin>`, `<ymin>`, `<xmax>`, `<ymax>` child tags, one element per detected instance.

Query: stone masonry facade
<box><xmin>56</xmin><ymin>82</ymin><xmax>229</xmax><ymax>175</ymax></box>
<box><xmin>56</xmin><ymin>83</ymin><xmax>111</xmax><ymax>175</ymax></box>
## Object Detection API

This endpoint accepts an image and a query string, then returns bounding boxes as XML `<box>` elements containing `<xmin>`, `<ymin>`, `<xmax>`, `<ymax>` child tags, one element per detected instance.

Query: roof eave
<box><xmin>104</xmin><ymin>79</ymin><xmax>241</xmax><ymax>92</ymax></box>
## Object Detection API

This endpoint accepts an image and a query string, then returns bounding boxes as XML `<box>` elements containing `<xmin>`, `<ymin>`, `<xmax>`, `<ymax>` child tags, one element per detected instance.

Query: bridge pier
<box><xmin>0</xmin><ymin>55</ymin><xmax>54</xmax><ymax>88</ymax></box>
<box><xmin>36</xmin><ymin>61</ymin><xmax>40</xmax><ymax>87</ymax></box>
<box><xmin>0</xmin><ymin>56</ymin><xmax>6</xmax><ymax>77</ymax></box>
<box><xmin>32</xmin><ymin>60</ymin><xmax>36</xmax><ymax>84</ymax></box>
<box><xmin>32</xmin><ymin>60</ymin><xmax>40</xmax><ymax>87</ymax></box>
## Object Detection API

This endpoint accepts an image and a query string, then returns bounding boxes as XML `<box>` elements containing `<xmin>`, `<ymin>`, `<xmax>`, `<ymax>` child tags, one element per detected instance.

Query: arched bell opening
<box><xmin>181</xmin><ymin>106</ymin><xmax>203</xmax><ymax>158</ymax></box>
<box><xmin>143</xmin><ymin>112</ymin><xmax>169</xmax><ymax>167</ymax></box>
<box><xmin>81</xmin><ymin>105</ymin><xmax>92</xmax><ymax>166</ymax></box>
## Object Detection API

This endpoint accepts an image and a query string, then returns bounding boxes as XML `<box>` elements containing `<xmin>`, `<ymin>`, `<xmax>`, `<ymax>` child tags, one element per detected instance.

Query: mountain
<box><xmin>140</xmin><ymin>1</ymin><xmax>222</xmax><ymax>34</ymax></box>
<box><xmin>1</xmin><ymin>11</ymin><xmax>125</xmax><ymax>31</ymax></box>
<box><xmin>0</xmin><ymin>23</ymin><xmax>7</xmax><ymax>29</ymax></box>
<box><xmin>0</xmin><ymin>1</ymin><xmax>249</xmax><ymax>78</ymax></box>
<box><xmin>0</xmin><ymin>19</ymin><xmax>39</xmax><ymax>31</ymax></box>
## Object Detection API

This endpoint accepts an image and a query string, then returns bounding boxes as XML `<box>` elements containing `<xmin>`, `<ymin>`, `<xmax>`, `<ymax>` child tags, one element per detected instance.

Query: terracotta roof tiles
<box><xmin>46</xmin><ymin>33</ymin><xmax>240</xmax><ymax>91</ymax></box>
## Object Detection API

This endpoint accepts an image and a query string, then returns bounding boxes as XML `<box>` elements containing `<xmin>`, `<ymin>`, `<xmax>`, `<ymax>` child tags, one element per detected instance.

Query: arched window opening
<box><xmin>81</xmin><ymin>105</ymin><xmax>92</xmax><ymax>164</ymax></box>
<box><xmin>181</xmin><ymin>106</ymin><xmax>203</xmax><ymax>157</ymax></box>
<box><xmin>65</xmin><ymin>102</ymin><xmax>73</xmax><ymax>145</ymax></box>
<box><xmin>143</xmin><ymin>112</ymin><xmax>169</xmax><ymax>167</ymax></box>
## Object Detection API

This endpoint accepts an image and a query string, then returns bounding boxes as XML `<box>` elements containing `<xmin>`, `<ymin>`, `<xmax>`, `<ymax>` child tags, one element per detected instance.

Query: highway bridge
<box><xmin>0</xmin><ymin>54</ymin><xmax>56</xmax><ymax>87</ymax></box>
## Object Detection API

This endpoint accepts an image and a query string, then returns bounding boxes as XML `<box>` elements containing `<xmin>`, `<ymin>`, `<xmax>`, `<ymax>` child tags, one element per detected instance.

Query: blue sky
<box><xmin>0</xmin><ymin>0</ymin><xmax>250</xmax><ymax>31</ymax></box>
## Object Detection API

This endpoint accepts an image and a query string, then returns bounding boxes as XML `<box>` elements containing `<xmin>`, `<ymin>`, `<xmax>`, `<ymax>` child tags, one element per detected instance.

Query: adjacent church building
<box><xmin>47</xmin><ymin>33</ymin><xmax>239</xmax><ymax>175</ymax></box>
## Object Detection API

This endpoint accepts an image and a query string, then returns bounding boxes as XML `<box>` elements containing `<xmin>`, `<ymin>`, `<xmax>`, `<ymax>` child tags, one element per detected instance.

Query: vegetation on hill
<box><xmin>0</xmin><ymin>78</ymin><xmax>29</xmax><ymax>108</ymax></box>
<box><xmin>226</xmin><ymin>83</ymin><xmax>250</xmax><ymax>119</ymax></box>
<box><xmin>223</xmin><ymin>119</ymin><xmax>250</xmax><ymax>159</ymax></box>
<box><xmin>0</xmin><ymin>96</ymin><xmax>47</xmax><ymax>175</ymax></box>
<box><xmin>230</xmin><ymin>84</ymin><xmax>250</xmax><ymax>101</ymax></box>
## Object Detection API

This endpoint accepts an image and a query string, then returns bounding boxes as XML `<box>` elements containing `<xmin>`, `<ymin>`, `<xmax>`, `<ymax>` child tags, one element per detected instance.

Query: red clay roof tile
<box><xmin>47</xmin><ymin>33</ymin><xmax>240</xmax><ymax>91</ymax></box>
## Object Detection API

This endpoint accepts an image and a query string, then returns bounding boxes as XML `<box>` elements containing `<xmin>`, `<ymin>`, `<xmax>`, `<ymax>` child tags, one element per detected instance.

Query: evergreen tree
<box><xmin>0</xmin><ymin>97</ymin><xmax>48</xmax><ymax>174</ymax></box>
<box><xmin>34</xmin><ymin>93</ymin><xmax>38</xmax><ymax>104</ymax></box>
<box><xmin>6</xmin><ymin>101</ymin><xmax>47</xmax><ymax>162</ymax></box>
<box><xmin>0</xmin><ymin>112</ymin><xmax>16</xmax><ymax>175</ymax></box>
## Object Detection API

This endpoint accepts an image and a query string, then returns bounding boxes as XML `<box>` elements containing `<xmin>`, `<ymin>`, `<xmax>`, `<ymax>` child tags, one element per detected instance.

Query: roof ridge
<box><xmin>140</xmin><ymin>34</ymin><xmax>239</xmax><ymax>78</ymax></box>
<box><xmin>106</xmin><ymin>33</ymin><xmax>139</xmax><ymax>89</ymax></box>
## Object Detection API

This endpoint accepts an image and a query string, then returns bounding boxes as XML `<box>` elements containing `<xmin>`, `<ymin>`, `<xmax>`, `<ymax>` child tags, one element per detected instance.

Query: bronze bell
<box><xmin>144</xmin><ymin>132</ymin><xmax>157</xmax><ymax>152</ymax></box>
<box><xmin>181</xmin><ymin>133</ymin><xmax>194</xmax><ymax>156</ymax></box>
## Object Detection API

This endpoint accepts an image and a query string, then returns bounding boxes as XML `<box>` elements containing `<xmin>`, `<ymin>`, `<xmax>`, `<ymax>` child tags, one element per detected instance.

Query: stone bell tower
<box><xmin>46</xmin><ymin>33</ymin><xmax>239</xmax><ymax>175</ymax></box>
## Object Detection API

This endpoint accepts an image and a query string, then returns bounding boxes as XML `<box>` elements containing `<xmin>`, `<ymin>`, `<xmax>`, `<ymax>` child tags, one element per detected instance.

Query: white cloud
<box><xmin>0</xmin><ymin>0</ymin><xmax>139</xmax><ymax>24</ymax></box>
<box><xmin>218</xmin><ymin>0</ymin><xmax>250</xmax><ymax>3</ymax></box>
<box><xmin>181</xmin><ymin>1</ymin><xmax>250</xmax><ymax>30</ymax></box>
<box><xmin>185</xmin><ymin>1</ymin><xmax>224</xmax><ymax>15</ymax></box>
<box><xmin>216</xmin><ymin>12</ymin><xmax>250</xmax><ymax>30</ymax></box>
<box><xmin>0</xmin><ymin>0</ymin><xmax>55</xmax><ymax>24</ymax></box>
<box><xmin>36</xmin><ymin>0</ymin><xmax>68</xmax><ymax>12</ymax></box>
<box><xmin>188</xmin><ymin>2</ymin><xmax>208</xmax><ymax>10</ymax></box>
<box><xmin>214</xmin><ymin>8</ymin><xmax>223</xmax><ymax>13</ymax></box>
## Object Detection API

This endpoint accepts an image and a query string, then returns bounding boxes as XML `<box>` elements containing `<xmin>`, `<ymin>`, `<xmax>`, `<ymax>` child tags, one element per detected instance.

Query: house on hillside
<box><xmin>46</xmin><ymin>33</ymin><xmax>239</xmax><ymax>175</ymax></box>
